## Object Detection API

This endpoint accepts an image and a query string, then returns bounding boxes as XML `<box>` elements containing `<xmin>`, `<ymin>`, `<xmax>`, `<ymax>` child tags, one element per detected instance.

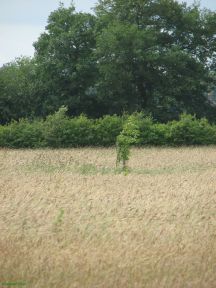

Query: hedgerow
<box><xmin>0</xmin><ymin>108</ymin><xmax>216</xmax><ymax>148</ymax></box>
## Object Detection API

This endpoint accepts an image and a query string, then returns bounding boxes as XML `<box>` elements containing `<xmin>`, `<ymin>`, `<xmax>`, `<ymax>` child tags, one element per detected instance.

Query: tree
<box><xmin>34</xmin><ymin>3</ymin><xmax>100</xmax><ymax>117</ymax></box>
<box><xmin>0</xmin><ymin>57</ymin><xmax>39</xmax><ymax>124</ymax></box>
<box><xmin>95</xmin><ymin>0</ymin><xmax>216</xmax><ymax>120</ymax></box>
<box><xmin>116</xmin><ymin>113</ymin><xmax>141</xmax><ymax>171</ymax></box>
<box><xmin>1</xmin><ymin>1</ymin><xmax>216</xmax><ymax>123</ymax></box>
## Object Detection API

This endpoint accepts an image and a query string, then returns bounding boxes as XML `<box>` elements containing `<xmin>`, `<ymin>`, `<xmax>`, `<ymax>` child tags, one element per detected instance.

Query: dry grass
<box><xmin>0</xmin><ymin>147</ymin><xmax>216</xmax><ymax>287</ymax></box>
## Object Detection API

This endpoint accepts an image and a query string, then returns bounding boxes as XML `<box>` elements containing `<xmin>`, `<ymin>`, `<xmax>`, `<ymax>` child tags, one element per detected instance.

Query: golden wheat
<box><xmin>0</xmin><ymin>147</ymin><xmax>216</xmax><ymax>288</ymax></box>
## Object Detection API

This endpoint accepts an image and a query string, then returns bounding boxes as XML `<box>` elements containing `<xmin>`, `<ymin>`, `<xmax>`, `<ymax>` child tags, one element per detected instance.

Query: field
<box><xmin>1</xmin><ymin>147</ymin><xmax>216</xmax><ymax>288</ymax></box>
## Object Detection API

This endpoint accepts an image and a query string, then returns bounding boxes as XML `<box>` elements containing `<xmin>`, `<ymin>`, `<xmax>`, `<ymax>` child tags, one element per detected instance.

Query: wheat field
<box><xmin>0</xmin><ymin>147</ymin><xmax>216</xmax><ymax>288</ymax></box>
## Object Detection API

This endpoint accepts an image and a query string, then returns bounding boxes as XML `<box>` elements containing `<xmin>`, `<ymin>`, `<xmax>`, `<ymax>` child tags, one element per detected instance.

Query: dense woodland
<box><xmin>0</xmin><ymin>0</ymin><xmax>216</xmax><ymax>124</ymax></box>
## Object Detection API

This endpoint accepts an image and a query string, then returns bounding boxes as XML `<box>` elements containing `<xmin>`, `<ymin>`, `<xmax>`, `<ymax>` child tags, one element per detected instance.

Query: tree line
<box><xmin>0</xmin><ymin>0</ymin><xmax>216</xmax><ymax>124</ymax></box>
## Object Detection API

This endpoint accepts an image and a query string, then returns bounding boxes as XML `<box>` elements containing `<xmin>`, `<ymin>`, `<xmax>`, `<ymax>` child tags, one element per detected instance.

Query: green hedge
<box><xmin>0</xmin><ymin>108</ymin><xmax>216</xmax><ymax>148</ymax></box>
<box><xmin>0</xmin><ymin>119</ymin><xmax>44</xmax><ymax>148</ymax></box>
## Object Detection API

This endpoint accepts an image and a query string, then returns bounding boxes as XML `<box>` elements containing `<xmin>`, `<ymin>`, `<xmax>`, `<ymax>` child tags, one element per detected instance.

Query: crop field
<box><xmin>0</xmin><ymin>147</ymin><xmax>216</xmax><ymax>288</ymax></box>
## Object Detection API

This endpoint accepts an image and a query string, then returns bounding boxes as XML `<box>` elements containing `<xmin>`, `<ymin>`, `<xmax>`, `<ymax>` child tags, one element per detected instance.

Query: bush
<box><xmin>64</xmin><ymin>115</ymin><xmax>95</xmax><ymax>147</ymax></box>
<box><xmin>168</xmin><ymin>114</ymin><xmax>216</xmax><ymax>145</ymax></box>
<box><xmin>148</xmin><ymin>123</ymin><xmax>171</xmax><ymax>146</ymax></box>
<box><xmin>0</xmin><ymin>110</ymin><xmax>216</xmax><ymax>148</ymax></box>
<box><xmin>43</xmin><ymin>108</ymin><xmax>96</xmax><ymax>147</ymax></box>
<box><xmin>0</xmin><ymin>119</ymin><xmax>44</xmax><ymax>148</ymax></box>
<box><xmin>94</xmin><ymin>115</ymin><xmax>123</xmax><ymax>146</ymax></box>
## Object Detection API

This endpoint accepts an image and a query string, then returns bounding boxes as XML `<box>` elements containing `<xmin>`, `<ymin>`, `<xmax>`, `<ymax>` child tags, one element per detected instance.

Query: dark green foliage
<box><xmin>149</xmin><ymin>123</ymin><xmax>171</xmax><ymax>146</ymax></box>
<box><xmin>168</xmin><ymin>114</ymin><xmax>216</xmax><ymax>145</ymax></box>
<box><xmin>94</xmin><ymin>115</ymin><xmax>123</xmax><ymax>146</ymax></box>
<box><xmin>0</xmin><ymin>109</ymin><xmax>216</xmax><ymax>148</ymax></box>
<box><xmin>43</xmin><ymin>107</ymin><xmax>122</xmax><ymax>147</ymax></box>
<box><xmin>139</xmin><ymin>118</ymin><xmax>170</xmax><ymax>146</ymax></box>
<box><xmin>34</xmin><ymin>4</ymin><xmax>99</xmax><ymax>117</ymax></box>
<box><xmin>1</xmin><ymin>1</ymin><xmax>216</xmax><ymax>123</ymax></box>
<box><xmin>0</xmin><ymin>57</ymin><xmax>39</xmax><ymax>124</ymax></box>
<box><xmin>0</xmin><ymin>119</ymin><xmax>44</xmax><ymax>148</ymax></box>
<box><xmin>95</xmin><ymin>0</ymin><xmax>216</xmax><ymax>119</ymax></box>
<box><xmin>43</xmin><ymin>107</ymin><xmax>96</xmax><ymax>147</ymax></box>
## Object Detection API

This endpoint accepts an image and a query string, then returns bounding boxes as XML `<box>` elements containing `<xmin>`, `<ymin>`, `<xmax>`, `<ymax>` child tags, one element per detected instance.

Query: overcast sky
<box><xmin>0</xmin><ymin>0</ymin><xmax>215</xmax><ymax>67</ymax></box>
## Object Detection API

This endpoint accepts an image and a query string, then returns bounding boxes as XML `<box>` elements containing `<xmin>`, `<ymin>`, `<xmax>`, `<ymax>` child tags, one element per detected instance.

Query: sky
<box><xmin>0</xmin><ymin>0</ymin><xmax>215</xmax><ymax>67</ymax></box>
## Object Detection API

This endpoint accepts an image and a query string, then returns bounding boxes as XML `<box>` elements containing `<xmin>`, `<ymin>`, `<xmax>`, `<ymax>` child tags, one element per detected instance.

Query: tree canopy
<box><xmin>0</xmin><ymin>0</ymin><xmax>216</xmax><ymax>123</ymax></box>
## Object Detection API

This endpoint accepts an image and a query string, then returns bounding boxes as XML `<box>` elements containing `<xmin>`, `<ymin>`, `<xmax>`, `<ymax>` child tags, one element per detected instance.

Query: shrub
<box><xmin>168</xmin><ymin>114</ymin><xmax>216</xmax><ymax>145</ymax></box>
<box><xmin>0</xmin><ymin>119</ymin><xmax>44</xmax><ymax>148</ymax></box>
<box><xmin>138</xmin><ymin>116</ymin><xmax>154</xmax><ymax>145</ymax></box>
<box><xmin>43</xmin><ymin>106</ymin><xmax>70</xmax><ymax>147</ymax></box>
<box><xmin>94</xmin><ymin>115</ymin><xmax>123</xmax><ymax>146</ymax></box>
<box><xmin>0</xmin><ymin>111</ymin><xmax>216</xmax><ymax>148</ymax></box>
<box><xmin>65</xmin><ymin>115</ymin><xmax>95</xmax><ymax>147</ymax></box>
<box><xmin>43</xmin><ymin>107</ymin><xmax>96</xmax><ymax>147</ymax></box>
<box><xmin>150</xmin><ymin>123</ymin><xmax>170</xmax><ymax>146</ymax></box>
